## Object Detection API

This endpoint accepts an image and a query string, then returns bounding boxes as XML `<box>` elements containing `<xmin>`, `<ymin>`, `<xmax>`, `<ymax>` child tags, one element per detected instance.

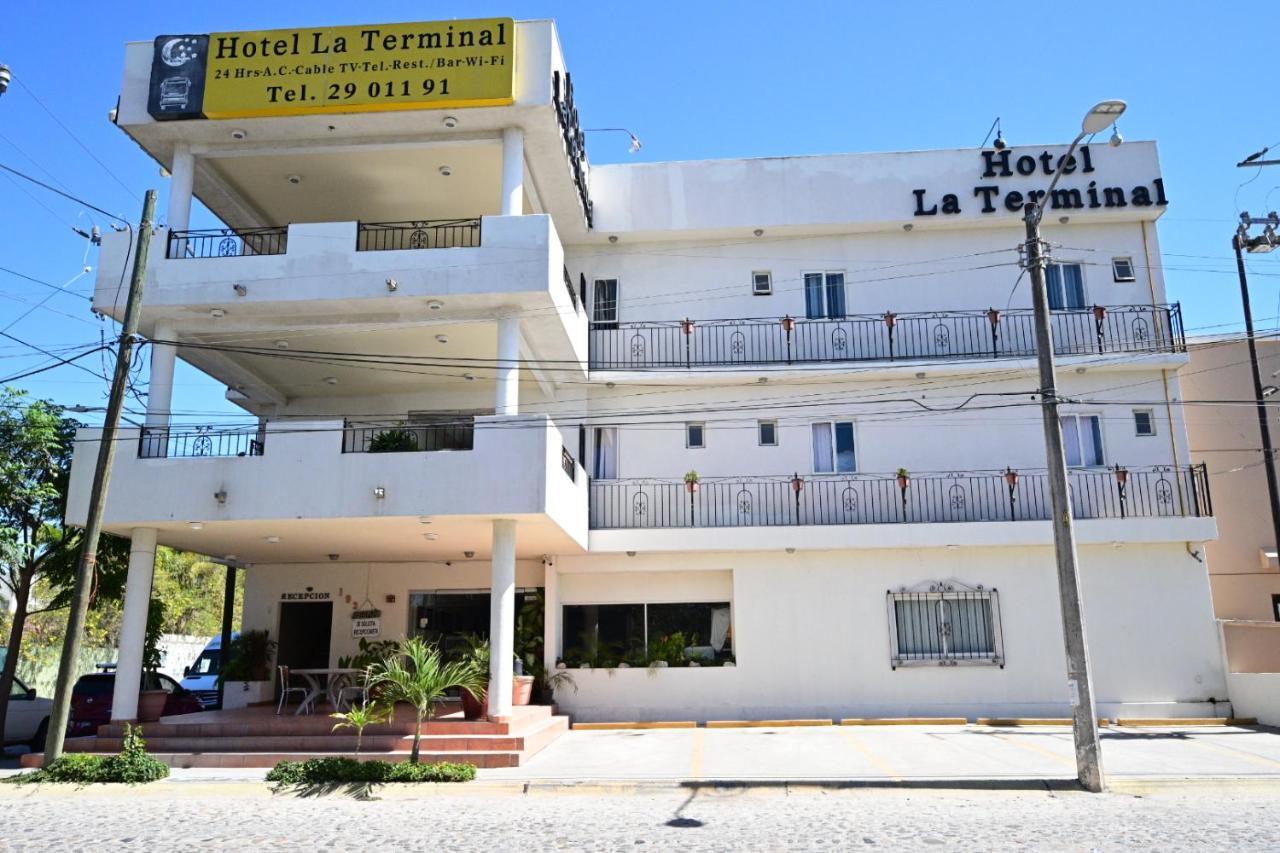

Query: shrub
<box><xmin>265</xmin><ymin>757</ymin><xmax>476</xmax><ymax>785</ymax></box>
<box><xmin>5</xmin><ymin>725</ymin><xmax>168</xmax><ymax>785</ymax></box>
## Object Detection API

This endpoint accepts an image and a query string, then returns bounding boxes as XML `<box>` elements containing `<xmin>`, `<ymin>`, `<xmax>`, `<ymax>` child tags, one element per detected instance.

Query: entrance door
<box><xmin>277</xmin><ymin>601</ymin><xmax>333</xmax><ymax>677</ymax></box>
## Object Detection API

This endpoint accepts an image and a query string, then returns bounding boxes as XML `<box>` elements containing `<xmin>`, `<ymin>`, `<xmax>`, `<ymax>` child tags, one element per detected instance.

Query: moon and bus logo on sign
<box><xmin>160</xmin><ymin>37</ymin><xmax>200</xmax><ymax>67</ymax></box>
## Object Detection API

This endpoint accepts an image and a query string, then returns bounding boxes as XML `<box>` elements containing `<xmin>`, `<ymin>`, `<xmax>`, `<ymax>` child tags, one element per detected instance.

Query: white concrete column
<box><xmin>542</xmin><ymin>561</ymin><xmax>559</xmax><ymax>675</ymax></box>
<box><xmin>495</xmin><ymin>315</ymin><xmax>520</xmax><ymax>416</ymax></box>
<box><xmin>500</xmin><ymin>128</ymin><xmax>524</xmax><ymax>217</ymax></box>
<box><xmin>167</xmin><ymin>147</ymin><xmax>195</xmax><ymax>232</ymax></box>
<box><xmin>142</xmin><ymin>322</ymin><xmax>176</xmax><ymax>458</ymax></box>
<box><xmin>111</xmin><ymin>528</ymin><xmax>159</xmax><ymax>721</ymax></box>
<box><xmin>488</xmin><ymin>519</ymin><xmax>517</xmax><ymax>721</ymax></box>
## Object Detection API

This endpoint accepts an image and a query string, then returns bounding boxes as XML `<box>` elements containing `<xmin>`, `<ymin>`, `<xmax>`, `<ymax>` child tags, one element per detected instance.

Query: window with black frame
<box><xmin>561</xmin><ymin>601</ymin><xmax>733</xmax><ymax>667</ymax></box>
<box><xmin>886</xmin><ymin>583</ymin><xmax>1003</xmax><ymax>669</ymax></box>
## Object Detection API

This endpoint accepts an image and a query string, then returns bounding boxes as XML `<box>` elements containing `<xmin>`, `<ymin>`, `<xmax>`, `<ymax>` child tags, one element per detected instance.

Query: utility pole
<box><xmin>1016</xmin><ymin>99</ymin><xmax>1124</xmax><ymax>794</ymax></box>
<box><xmin>1024</xmin><ymin>201</ymin><xmax>1105</xmax><ymax>792</ymax></box>
<box><xmin>43</xmin><ymin>189</ymin><xmax>157</xmax><ymax>762</ymax></box>
<box><xmin>1232</xmin><ymin>215</ymin><xmax>1280</xmax><ymax>556</ymax></box>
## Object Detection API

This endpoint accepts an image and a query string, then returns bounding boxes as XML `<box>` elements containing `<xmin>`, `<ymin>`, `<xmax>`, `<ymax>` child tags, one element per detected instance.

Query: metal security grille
<box><xmin>885</xmin><ymin>583</ymin><xmax>1004</xmax><ymax>669</ymax></box>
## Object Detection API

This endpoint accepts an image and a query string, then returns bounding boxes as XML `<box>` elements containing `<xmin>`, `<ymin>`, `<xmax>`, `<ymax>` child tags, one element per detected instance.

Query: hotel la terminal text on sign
<box><xmin>147</xmin><ymin>18</ymin><xmax>514</xmax><ymax>120</ymax></box>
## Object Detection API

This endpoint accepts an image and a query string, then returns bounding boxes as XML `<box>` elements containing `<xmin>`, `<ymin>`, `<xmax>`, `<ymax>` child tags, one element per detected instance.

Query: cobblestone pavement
<box><xmin>1</xmin><ymin>782</ymin><xmax>1278</xmax><ymax>851</ymax></box>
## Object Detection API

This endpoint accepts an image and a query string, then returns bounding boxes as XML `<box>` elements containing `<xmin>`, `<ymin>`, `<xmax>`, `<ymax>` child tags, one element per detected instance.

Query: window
<box><xmin>686</xmin><ymin>423</ymin><xmax>705</xmax><ymax>449</ymax></box>
<box><xmin>562</xmin><ymin>601</ymin><xmax>733</xmax><ymax>666</ymax></box>
<box><xmin>9</xmin><ymin>676</ymin><xmax>30</xmax><ymax>700</ymax></box>
<box><xmin>592</xmin><ymin>278</ymin><xmax>619</xmax><ymax>329</ymax></box>
<box><xmin>752</xmin><ymin>271</ymin><xmax>773</xmax><ymax>295</ymax></box>
<box><xmin>593</xmin><ymin>427</ymin><xmax>618</xmax><ymax>479</ymax></box>
<box><xmin>1133</xmin><ymin>409</ymin><xmax>1155</xmax><ymax>437</ymax></box>
<box><xmin>1046</xmin><ymin>263</ymin><xmax>1086</xmax><ymax>310</ymax></box>
<box><xmin>1060</xmin><ymin>414</ymin><xmax>1105</xmax><ymax>467</ymax></box>
<box><xmin>812</xmin><ymin>421</ymin><xmax>856</xmax><ymax>473</ymax></box>
<box><xmin>886</xmin><ymin>585</ymin><xmax>1003</xmax><ymax>668</ymax></box>
<box><xmin>758</xmin><ymin>420</ymin><xmax>778</xmax><ymax>446</ymax></box>
<box><xmin>1112</xmin><ymin>257</ymin><xmax>1136</xmax><ymax>282</ymax></box>
<box><xmin>803</xmin><ymin>271</ymin><xmax>847</xmax><ymax>319</ymax></box>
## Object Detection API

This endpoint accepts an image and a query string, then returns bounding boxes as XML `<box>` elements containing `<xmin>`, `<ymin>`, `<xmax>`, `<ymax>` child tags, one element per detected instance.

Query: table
<box><xmin>290</xmin><ymin>668</ymin><xmax>363</xmax><ymax>715</ymax></box>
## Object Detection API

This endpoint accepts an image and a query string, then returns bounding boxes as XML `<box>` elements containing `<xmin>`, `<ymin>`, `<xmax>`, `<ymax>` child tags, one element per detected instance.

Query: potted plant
<box><xmin>459</xmin><ymin>633</ymin><xmax>490</xmax><ymax>720</ymax></box>
<box><xmin>684</xmin><ymin>470</ymin><xmax>700</xmax><ymax>493</ymax></box>
<box><xmin>368</xmin><ymin>428</ymin><xmax>419</xmax><ymax>453</ymax></box>
<box><xmin>896</xmin><ymin>468</ymin><xmax>910</xmax><ymax>490</ymax></box>
<box><xmin>781</xmin><ymin>315</ymin><xmax>796</xmax><ymax>334</ymax></box>
<box><xmin>137</xmin><ymin>599</ymin><xmax>168</xmax><ymax>722</ymax></box>
<box><xmin>219</xmin><ymin>629</ymin><xmax>278</xmax><ymax>710</ymax></box>
<box><xmin>647</xmin><ymin>632</ymin><xmax>687</xmax><ymax>669</ymax></box>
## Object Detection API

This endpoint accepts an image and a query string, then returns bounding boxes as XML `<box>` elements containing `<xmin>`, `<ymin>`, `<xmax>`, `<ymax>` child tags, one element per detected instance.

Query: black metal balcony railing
<box><xmin>356</xmin><ymin>219</ymin><xmax>482</xmax><ymax>252</ymax></box>
<box><xmin>562</xmin><ymin>447</ymin><xmax>577</xmax><ymax>481</ymax></box>
<box><xmin>588</xmin><ymin>305</ymin><xmax>1185</xmax><ymax>370</ymax></box>
<box><xmin>138</xmin><ymin>426</ymin><xmax>264</xmax><ymax>459</ymax></box>
<box><xmin>341</xmin><ymin>420</ymin><xmax>475</xmax><ymax>453</ymax></box>
<box><xmin>563</xmin><ymin>267</ymin><xmax>581</xmax><ymax>314</ymax></box>
<box><xmin>589</xmin><ymin>464</ymin><xmax>1211</xmax><ymax>530</ymax></box>
<box><xmin>166</xmin><ymin>227</ymin><xmax>289</xmax><ymax>260</ymax></box>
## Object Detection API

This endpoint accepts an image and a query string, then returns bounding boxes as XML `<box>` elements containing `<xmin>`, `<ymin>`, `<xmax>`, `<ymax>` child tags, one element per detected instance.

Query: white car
<box><xmin>5</xmin><ymin>676</ymin><xmax>52</xmax><ymax>749</ymax></box>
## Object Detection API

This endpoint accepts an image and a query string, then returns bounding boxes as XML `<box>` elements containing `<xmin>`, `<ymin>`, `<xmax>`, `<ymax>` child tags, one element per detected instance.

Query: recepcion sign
<box><xmin>148</xmin><ymin>18</ymin><xmax>515</xmax><ymax>121</ymax></box>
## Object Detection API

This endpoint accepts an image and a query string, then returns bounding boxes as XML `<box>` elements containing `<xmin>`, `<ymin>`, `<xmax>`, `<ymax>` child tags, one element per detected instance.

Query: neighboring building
<box><xmin>68</xmin><ymin>17</ymin><xmax>1230</xmax><ymax>726</ymax></box>
<box><xmin>1182</xmin><ymin>338</ymin><xmax>1280</xmax><ymax>674</ymax></box>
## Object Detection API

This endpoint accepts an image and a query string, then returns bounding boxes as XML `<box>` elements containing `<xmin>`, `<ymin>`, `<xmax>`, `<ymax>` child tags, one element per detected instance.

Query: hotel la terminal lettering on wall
<box><xmin>147</xmin><ymin>18</ymin><xmax>515</xmax><ymax>120</ymax></box>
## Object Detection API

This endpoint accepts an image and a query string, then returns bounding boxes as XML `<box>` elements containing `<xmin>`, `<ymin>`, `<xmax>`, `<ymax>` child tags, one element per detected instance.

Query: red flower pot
<box><xmin>461</xmin><ymin>688</ymin><xmax>486</xmax><ymax>720</ymax></box>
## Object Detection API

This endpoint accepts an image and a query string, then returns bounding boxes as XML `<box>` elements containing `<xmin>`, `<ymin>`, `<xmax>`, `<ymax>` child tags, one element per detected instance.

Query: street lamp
<box><xmin>1021</xmin><ymin>99</ymin><xmax>1125</xmax><ymax>794</ymax></box>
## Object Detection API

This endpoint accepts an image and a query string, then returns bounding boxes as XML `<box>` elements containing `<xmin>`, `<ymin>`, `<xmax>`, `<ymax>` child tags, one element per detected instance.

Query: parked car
<box><xmin>179</xmin><ymin>633</ymin><xmax>236</xmax><ymax>710</ymax></box>
<box><xmin>4</xmin><ymin>675</ymin><xmax>52</xmax><ymax>749</ymax></box>
<box><xmin>68</xmin><ymin>671</ymin><xmax>203</xmax><ymax>737</ymax></box>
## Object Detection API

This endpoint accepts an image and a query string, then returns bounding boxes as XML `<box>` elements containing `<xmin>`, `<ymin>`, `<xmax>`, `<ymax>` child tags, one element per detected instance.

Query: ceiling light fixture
<box><xmin>442</xmin><ymin>116</ymin><xmax>458</xmax><ymax>128</ymax></box>
<box><xmin>230</xmin><ymin>129</ymin><xmax>247</xmax><ymax>140</ymax></box>
<box><xmin>435</xmin><ymin>334</ymin><xmax>449</xmax><ymax>344</ymax></box>
<box><xmin>608</xmin><ymin>235</ymin><xmax>619</xmax><ymax>244</ymax></box>
<box><xmin>188</xmin><ymin>521</ymin><xmax>204</xmax><ymax>531</ymax></box>
<box><xmin>424</xmin><ymin>532</ymin><xmax>439</xmax><ymax>541</ymax></box>
<box><xmin>323</xmin><ymin>376</ymin><xmax>339</xmax><ymax>385</ymax></box>
<box><xmin>438</xmin><ymin>165</ymin><xmax>453</xmax><ymax>177</ymax></box>
<box><xmin>210</xmin><ymin>308</ymin><xmax>225</xmax><ymax>318</ymax></box>
<box><xmin>265</xmin><ymin>535</ymin><xmax>280</xmax><ymax>544</ymax></box>
<box><xmin>287</xmin><ymin>174</ymin><xmax>302</xmax><ymax>184</ymax></box>
<box><xmin>753</xmin><ymin>229</ymin><xmax>764</xmax><ymax>237</ymax></box>
<box><xmin>427</xmin><ymin>300</ymin><xmax>444</xmax><ymax>311</ymax></box>
<box><xmin>462</xmin><ymin>373</ymin><xmax>475</xmax><ymax>381</ymax></box>
<box><xmin>274</xmin><ymin>340</ymin><xmax>289</xmax><ymax>350</ymax></box>
<box><xmin>463</xmin><ymin>550</ymin><xmax>475</xmax><ymax>559</ymax></box>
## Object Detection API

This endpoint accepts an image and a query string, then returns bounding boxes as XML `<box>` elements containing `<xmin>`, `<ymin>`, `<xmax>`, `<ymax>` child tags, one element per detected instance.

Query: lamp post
<box><xmin>1232</xmin><ymin>214</ymin><xmax>1280</xmax><ymax>557</ymax></box>
<box><xmin>1021</xmin><ymin>99</ymin><xmax>1125</xmax><ymax>793</ymax></box>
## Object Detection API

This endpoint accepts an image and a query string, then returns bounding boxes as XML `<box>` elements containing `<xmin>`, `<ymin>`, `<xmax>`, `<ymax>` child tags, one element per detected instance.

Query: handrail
<box><xmin>356</xmin><ymin>219</ymin><xmax>482</xmax><ymax>251</ymax></box>
<box><xmin>165</xmin><ymin>226</ymin><xmax>288</xmax><ymax>260</ymax></box>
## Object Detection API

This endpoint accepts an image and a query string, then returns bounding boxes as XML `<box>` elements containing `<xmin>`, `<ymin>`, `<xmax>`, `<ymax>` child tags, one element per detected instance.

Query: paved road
<box><xmin>0</xmin><ymin>782</ymin><xmax>1278</xmax><ymax>851</ymax></box>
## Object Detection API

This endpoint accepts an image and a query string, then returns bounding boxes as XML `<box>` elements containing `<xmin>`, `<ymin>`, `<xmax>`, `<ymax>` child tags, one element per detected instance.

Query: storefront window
<box><xmin>562</xmin><ymin>601</ymin><xmax>733</xmax><ymax>666</ymax></box>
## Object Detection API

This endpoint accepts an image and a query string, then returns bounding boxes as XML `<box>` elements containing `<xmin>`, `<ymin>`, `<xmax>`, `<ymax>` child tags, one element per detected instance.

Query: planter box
<box><xmin>222</xmin><ymin>680</ymin><xmax>273</xmax><ymax>710</ymax></box>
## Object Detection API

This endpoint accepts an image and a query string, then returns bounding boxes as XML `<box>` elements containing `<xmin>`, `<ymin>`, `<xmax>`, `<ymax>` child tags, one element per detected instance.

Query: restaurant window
<box><xmin>1046</xmin><ymin>263</ymin><xmax>1086</xmax><ymax>310</ymax></box>
<box><xmin>1060</xmin><ymin>414</ymin><xmax>1105</xmax><ymax>467</ymax></box>
<box><xmin>803</xmin><ymin>271</ymin><xmax>846</xmax><ymax>319</ymax></box>
<box><xmin>886</xmin><ymin>584</ymin><xmax>1003</xmax><ymax>669</ymax></box>
<box><xmin>812</xmin><ymin>421</ymin><xmax>856</xmax><ymax>473</ymax></box>
<box><xmin>592</xmin><ymin>278</ymin><xmax>619</xmax><ymax>329</ymax></box>
<box><xmin>561</xmin><ymin>601</ymin><xmax>733</xmax><ymax>666</ymax></box>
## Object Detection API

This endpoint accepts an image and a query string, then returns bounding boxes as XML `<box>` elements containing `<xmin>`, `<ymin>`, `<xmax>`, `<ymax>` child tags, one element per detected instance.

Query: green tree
<box><xmin>367</xmin><ymin>638</ymin><xmax>486</xmax><ymax>764</ymax></box>
<box><xmin>0</xmin><ymin>388</ymin><xmax>126</xmax><ymax>739</ymax></box>
<box><xmin>150</xmin><ymin>548</ymin><xmax>243</xmax><ymax>637</ymax></box>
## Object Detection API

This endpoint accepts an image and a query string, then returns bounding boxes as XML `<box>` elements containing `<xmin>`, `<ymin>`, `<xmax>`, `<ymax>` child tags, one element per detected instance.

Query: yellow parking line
<box><xmin>690</xmin><ymin>727</ymin><xmax>705</xmax><ymax>779</ymax></box>
<box><xmin>837</xmin><ymin>727</ymin><xmax>904</xmax><ymax>781</ymax></box>
<box><xmin>993</xmin><ymin>732</ymin><xmax>1076</xmax><ymax>767</ymax></box>
<box><xmin>1179</xmin><ymin>733</ymin><xmax>1280</xmax><ymax>771</ymax></box>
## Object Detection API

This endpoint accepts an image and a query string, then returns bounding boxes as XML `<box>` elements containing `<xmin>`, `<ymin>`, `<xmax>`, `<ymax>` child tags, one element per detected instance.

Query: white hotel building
<box><xmin>70</xmin><ymin>18</ymin><xmax>1229</xmax><ymax>729</ymax></box>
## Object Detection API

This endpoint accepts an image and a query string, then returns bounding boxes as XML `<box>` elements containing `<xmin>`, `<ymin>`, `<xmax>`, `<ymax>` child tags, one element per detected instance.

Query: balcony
<box><xmin>66</xmin><ymin>415</ymin><xmax>587</xmax><ymax>562</ymax></box>
<box><xmin>164</xmin><ymin>219</ymin><xmax>484</xmax><ymax>258</ymax></box>
<box><xmin>588</xmin><ymin>304</ymin><xmax>1184</xmax><ymax>371</ymax></box>
<box><xmin>589</xmin><ymin>465</ymin><xmax>1211</xmax><ymax>530</ymax></box>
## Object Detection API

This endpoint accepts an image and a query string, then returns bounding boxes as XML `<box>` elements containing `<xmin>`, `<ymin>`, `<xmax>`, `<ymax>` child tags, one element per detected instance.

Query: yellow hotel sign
<box><xmin>147</xmin><ymin>18</ymin><xmax>515</xmax><ymax>120</ymax></box>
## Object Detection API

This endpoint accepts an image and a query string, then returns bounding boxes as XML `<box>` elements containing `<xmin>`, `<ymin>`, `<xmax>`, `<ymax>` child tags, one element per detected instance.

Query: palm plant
<box><xmin>367</xmin><ymin>637</ymin><xmax>487</xmax><ymax>764</ymax></box>
<box><xmin>330</xmin><ymin>701</ymin><xmax>391</xmax><ymax>755</ymax></box>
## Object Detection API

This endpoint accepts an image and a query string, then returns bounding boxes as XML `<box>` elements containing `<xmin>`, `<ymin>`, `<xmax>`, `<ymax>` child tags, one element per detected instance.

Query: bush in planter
<box><xmin>219</xmin><ymin>629</ymin><xmax>278</xmax><ymax>685</ymax></box>
<box><xmin>368</xmin><ymin>429</ymin><xmax>419</xmax><ymax>453</ymax></box>
<box><xmin>647</xmin><ymin>632</ymin><xmax>688</xmax><ymax>668</ymax></box>
<box><xmin>7</xmin><ymin>725</ymin><xmax>169</xmax><ymax>785</ymax></box>
<box><xmin>265</xmin><ymin>756</ymin><xmax>476</xmax><ymax>785</ymax></box>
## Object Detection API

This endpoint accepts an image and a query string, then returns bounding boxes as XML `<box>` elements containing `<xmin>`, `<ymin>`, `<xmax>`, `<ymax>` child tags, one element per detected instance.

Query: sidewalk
<box><xmin>5</xmin><ymin>722</ymin><xmax>1278</xmax><ymax>790</ymax></box>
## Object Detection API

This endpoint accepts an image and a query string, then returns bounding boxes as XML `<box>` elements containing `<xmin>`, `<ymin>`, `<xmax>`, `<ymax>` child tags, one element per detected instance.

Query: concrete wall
<box><xmin>1226</xmin><ymin>672</ymin><xmax>1280</xmax><ymax>725</ymax></box>
<box><xmin>550</xmin><ymin>543</ymin><xmax>1228</xmax><ymax>721</ymax></box>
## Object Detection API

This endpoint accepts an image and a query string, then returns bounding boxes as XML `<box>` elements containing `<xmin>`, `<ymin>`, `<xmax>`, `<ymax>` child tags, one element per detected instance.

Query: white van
<box><xmin>180</xmin><ymin>633</ymin><xmax>237</xmax><ymax>709</ymax></box>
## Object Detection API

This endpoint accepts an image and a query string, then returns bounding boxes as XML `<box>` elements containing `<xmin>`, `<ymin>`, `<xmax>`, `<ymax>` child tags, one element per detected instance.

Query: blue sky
<box><xmin>2</xmin><ymin>1</ymin><xmax>1278</xmax><ymax>423</ymax></box>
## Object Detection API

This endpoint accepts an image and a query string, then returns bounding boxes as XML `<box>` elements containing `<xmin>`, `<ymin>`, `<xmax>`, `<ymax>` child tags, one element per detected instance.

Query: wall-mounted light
<box><xmin>385</xmin><ymin>278</ymin><xmax>398</xmax><ymax>292</ymax></box>
<box><xmin>233</xmin><ymin>283</ymin><xmax>247</xmax><ymax>297</ymax></box>
<box><xmin>373</xmin><ymin>486</ymin><xmax>386</xmax><ymax>499</ymax></box>
<box><xmin>214</xmin><ymin>490</ymin><xmax>227</xmax><ymax>504</ymax></box>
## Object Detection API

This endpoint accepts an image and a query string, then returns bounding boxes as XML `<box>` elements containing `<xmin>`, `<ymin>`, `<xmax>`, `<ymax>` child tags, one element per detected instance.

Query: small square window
<box><xmin>1134</xmin><ymin>409</ymin><xmax>1155</xmax><ymax>437</ymax></box>
<box><xmin>758</xmin><ymin>420</ymin><xmax>778</xmax><ymax>446</ymax></box>
<box><xmin>1112</xmin><ymin>257</ymin><xmax>1136</xmax><ymax>282</ymax></box>
<box><xmin>686</xmin><ymin>423</ymin><xmax>705</xmax><ymax>449</ymax></box>
<box><xmin>752</xmin><ymin>271</ymin><xmax>773</xmax><ymax>295</ymax></box>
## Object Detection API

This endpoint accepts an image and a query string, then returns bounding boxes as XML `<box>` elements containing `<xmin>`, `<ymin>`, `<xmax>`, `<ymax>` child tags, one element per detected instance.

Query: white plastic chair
<box><xmin>275</xmin><ymin>665</ymin><xmax>311</xmax><ymax>715</ymax></box>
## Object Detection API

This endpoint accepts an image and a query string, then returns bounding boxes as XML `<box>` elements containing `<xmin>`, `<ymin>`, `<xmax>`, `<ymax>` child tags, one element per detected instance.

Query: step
<box><xmin>27</xmin><ymin>750</ymin><xmax>525</xmax><ymax>769</ymax></box>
